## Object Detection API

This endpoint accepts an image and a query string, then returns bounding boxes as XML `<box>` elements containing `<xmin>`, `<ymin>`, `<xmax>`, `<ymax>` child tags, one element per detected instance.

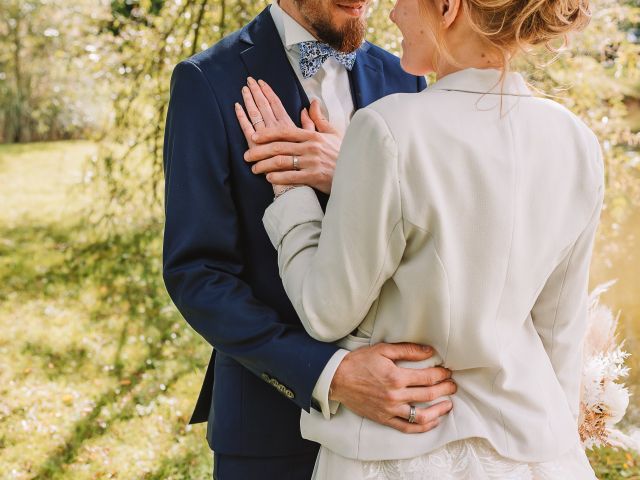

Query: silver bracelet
<box><xmin>274</xmin><ymin>185</ymin><xmax>300</xmax><ymax>200</ymax></box>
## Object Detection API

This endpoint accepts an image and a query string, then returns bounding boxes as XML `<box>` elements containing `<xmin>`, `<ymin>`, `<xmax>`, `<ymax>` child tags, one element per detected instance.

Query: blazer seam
<box><xmin>402</xmin><ymin>219</ymin><xmax>452</xmax><ymax>361</ymax></box>
<box><xmin>339</xmin><ymin>109</ymin><xmax>404</xmax><ymax>341</ymax></box>
<box><xmin>491</xmin><ymin>111</ymin><xmax>519</xmax><ymax>456</ymax></box>
<box><xmin>336</xmin><ymin>218</ymin><xmax>404</xmax><ymax>341</ymax></box>
<box><xmin>547</xmin><ymin>190</ymin><xmax>602</xmax><ymax>363</ymax></box>
<box><xmin>184</xmin><ymin>60</ymin><xmax>234</xmax><ymax>176</ymax></box>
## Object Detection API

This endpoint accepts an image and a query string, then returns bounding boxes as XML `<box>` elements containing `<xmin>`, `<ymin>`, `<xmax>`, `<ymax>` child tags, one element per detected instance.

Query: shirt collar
<box><xmin>270</xmin><ymin>1</ymin><xmax>317</xmax><ymax>51</ymax></box>
<box><xmin>431</xmin><ymin>68</ymin><xmax>532</xmax><ymax>97</ymax></box>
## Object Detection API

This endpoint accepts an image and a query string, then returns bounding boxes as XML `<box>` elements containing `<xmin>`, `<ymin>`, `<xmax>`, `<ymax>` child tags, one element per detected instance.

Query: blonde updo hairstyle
<box><xmin>420</xmin><ymin>0</ymin><xmax>592</xmax><ymax>70</ymax></box>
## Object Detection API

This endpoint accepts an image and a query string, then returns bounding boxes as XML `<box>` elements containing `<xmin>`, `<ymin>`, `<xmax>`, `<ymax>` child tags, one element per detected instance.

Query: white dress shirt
<box><xmin>269</xmin><ymin>0</ymin><xmax>351</xmax><ymax>418</ymax></box>
<box><xmin>270</xmin><ymin>1</ymin><xmax>354</xmax><ymax>135</ymax></box>
<box><xmin>263</xmin><ymin>68</ymin><xmax>604</xmax><ymax>462</ymax></box>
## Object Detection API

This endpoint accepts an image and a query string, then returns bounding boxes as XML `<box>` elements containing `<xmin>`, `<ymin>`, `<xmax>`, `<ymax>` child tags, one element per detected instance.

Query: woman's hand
<box><xmin>235</xmin><ymin>77</ymin><xmax>343</xmax><ymax>195</ymax></box>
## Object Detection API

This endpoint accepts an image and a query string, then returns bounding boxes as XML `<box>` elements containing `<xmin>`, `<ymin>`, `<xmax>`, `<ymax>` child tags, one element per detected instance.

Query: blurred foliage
<box><xmin>0</xmin><ymin>0</ymin><xmax>111</xmax><ymax>142</ymax></box>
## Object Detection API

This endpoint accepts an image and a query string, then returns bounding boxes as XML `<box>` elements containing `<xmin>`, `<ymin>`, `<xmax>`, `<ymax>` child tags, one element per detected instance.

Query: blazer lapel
<box><xmin>349</xmin><ymin>43</ymin><xmax>385</xmax><ymax>110</ymax></box>
<box><xmin>239</xmin><ymin>7</ymin><xmax>310</xmax><ymax>127</ymax></box>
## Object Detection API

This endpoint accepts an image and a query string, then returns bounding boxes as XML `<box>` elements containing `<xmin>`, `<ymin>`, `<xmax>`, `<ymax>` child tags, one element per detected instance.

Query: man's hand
<box><xmin>330</xmin><ymin>343</ymin><xmax>456</xmax><ymax>434</ymax></box>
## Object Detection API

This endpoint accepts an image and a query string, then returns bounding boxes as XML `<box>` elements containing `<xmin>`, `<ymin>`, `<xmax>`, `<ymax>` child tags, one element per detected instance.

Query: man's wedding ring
<box><xmin>408</xmin><ymin>405</ymin><xmax>417</xmax><ymax>424</ymax></box>
<box><xmin>292</xmin><ymin>155</ymin><xmax>300</xmax><ymax>171</ymax></box>
<box><xmin>252</xmin><ymin>118</ymin><xmax>264</xmax><ymax>127</ymax></box>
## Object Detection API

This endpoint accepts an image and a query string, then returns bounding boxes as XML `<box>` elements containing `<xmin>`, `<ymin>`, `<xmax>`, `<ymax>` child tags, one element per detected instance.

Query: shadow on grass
<box><xmin>0</xmin><ymin>219</ymin><xmax>207</xmax><ymax>478</ymax></box>
<box><xmin>32</xmin><ymin>364</ymin><xmax>195</xmax><ymax>479</ymax></box>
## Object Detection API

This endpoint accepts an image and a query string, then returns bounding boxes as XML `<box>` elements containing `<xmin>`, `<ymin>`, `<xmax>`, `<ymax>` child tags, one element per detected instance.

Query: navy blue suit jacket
<box><xmin>162</xmin><ymin>6</ymin><xmax>427</xmax><ymax>457</ymax></box>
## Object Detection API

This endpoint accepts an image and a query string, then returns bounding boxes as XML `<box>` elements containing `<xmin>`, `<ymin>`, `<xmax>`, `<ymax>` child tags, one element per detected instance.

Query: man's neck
<box><xmin>278</xmin><ymin>0</ymin><xmax>320</xmax><ymax>40</ymax></box>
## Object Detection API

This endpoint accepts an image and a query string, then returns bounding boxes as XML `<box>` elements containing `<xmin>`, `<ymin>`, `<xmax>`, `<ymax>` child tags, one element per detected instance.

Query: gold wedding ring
<box><xmin>408</xmin><ymin>405</ymin><xmax>417</xmax><ymax>424</ymax></box>
<box><xmin>292</xmin><ymin>155</ymin><xmax>300</xmax><ymax>171</ymax></box>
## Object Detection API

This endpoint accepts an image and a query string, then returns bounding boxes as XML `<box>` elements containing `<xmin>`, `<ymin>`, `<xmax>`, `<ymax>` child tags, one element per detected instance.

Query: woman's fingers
<box><xmin>235</xmin><ymin>103</ymin><xmax>256</xmax><ymax>145</ymax></box>
<box><xmin>250</xmin><ymin>155</ymin><xmax>306</xmax><ymax>175</ymax></box>
<box><xmin>241</xmin><ymin>86</ymin><xmax>267</xmax><ymax>132</ymax></box>
<box><xmin>258</xmin><ymin>79</ymin><xmax>295</xmax><ymax>126</ymax></box>
<box><xmin>244</xmin><ymin>141</ymin><xmax>306</xmax><ymax>163</ymax></box>
<box><xmin>265</xmin><ymin>169</ymin><xmax>313</xmax><ymax>186</ymax></box>
<box><xmin>301</xmin><ymin>108</ymin><xmax>316</xmax><ymax>131</ymax></box>
<box><xmin>309</xmin><ymin>99</ymin><xmax>338</xmax><ymax>134</ymax></box>
<box><xmin>252</xmin><ymin>126</ymin><xmax>317</xmax><ymax>145</ymax></box>
<box><xmin>247</xmin><ymin>77</ymin><xmax>277</xmax><ymax>127</ymax></box>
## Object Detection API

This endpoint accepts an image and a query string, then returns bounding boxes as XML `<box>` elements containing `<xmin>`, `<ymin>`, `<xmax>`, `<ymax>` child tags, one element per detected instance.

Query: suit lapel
<box><xmin>349</xmin><ymin>43</ymin><xmax>385</xmax><ymax>109</ymax></box>
<box><xmin>239</xmin><ymin>7</ymin><xmax>310</xmax><ymax>127</ymax></box>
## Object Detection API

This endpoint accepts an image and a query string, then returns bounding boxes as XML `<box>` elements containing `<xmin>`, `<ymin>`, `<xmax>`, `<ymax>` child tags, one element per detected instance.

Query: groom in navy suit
<box><xmin>163</xmin><ymin>0</ymin><xmax>457</xmax><ymax>478</ymax></box>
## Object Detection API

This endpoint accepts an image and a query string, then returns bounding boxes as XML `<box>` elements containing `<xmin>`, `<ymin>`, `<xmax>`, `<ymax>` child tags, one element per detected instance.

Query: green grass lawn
<box><xmin>0</xmin><ymin>140</ymin><xmax>638</xmax><ymax>479</ymax></box>
<box><xmin>0</xmin><ymin>141</ymin><xmax>212</xmax><ymax>479</ymax></box>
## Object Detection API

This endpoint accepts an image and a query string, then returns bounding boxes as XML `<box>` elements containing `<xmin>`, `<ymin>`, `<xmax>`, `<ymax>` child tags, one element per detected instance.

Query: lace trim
<box><xmin>361</xmin><ymin>438</ymin><xmax>580</xmax><ymax>480</ymax></box>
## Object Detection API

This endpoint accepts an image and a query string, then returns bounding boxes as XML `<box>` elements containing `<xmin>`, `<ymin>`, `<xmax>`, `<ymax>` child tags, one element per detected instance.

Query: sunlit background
<box><xmin>0</xmin><ymin>0</ymin><xmax>638</xmax><ymax>478</ymax></box>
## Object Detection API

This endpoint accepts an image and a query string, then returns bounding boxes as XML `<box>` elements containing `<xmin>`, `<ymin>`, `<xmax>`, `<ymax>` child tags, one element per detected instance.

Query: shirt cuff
<box><xmin>311</xmin><ymin>349</ymin><xmax>350</xmax><ymax>420</ymax></box>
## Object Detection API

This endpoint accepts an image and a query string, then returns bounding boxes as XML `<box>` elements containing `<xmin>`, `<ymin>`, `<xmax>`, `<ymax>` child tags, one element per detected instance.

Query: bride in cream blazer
<box><xmin>237</xmin><ymin>0</ymin><xmax>602</xmax><ymax>477</ymax></box>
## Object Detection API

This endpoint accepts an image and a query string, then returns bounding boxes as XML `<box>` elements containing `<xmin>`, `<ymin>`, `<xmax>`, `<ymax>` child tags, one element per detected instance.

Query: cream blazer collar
<box><xmin>431</xmin><ymin>68</ymin><xmax>533</xmax><ymax>97</ymax></box>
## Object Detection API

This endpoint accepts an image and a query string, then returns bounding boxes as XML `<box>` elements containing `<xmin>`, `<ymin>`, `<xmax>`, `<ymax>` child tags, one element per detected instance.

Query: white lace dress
<box><xmin>311</xmin><ymin>437</ymin><xmax>598</xmax><ymax>480</ymax></box>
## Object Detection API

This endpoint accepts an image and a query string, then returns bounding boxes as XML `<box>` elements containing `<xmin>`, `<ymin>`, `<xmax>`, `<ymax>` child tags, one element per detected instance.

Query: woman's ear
<box><xmin>440</xmin><ymin>0</ymin><xmax>461</xmax><ymax>29</ymax></box>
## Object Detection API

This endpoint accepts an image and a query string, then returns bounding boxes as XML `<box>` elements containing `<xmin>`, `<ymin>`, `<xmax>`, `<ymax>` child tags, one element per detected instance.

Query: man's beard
<box><xmin>294</xmin><ymin>0</ymin><xmax>367</xmax><ymax>53</ymax></box>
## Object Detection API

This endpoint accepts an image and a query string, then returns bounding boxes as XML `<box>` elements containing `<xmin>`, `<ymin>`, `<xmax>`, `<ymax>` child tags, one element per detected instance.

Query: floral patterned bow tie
<box><xmin>297</xmin><ymin>41</ymin><xmax>357</xmax><ymax>79</ymax></box>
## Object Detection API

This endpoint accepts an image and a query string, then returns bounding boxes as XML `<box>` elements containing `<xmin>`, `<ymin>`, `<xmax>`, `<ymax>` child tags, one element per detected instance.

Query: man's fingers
<box><xmin>258</xmin><ymin>79</ymin><xmax>294</xmax><ymax>125</ymax></box>
<box><xmin>235</xmin><ymin>103</ymin><xmax>256</xmax><ymax>145</ymax></box>
<box><xmin>244</xmin><ymin>142</ymin><xmax>305</xmax><ymax>162</ymax></box>
<box><xmin>401</xmin><ymin>380</ymin><xmax>457</xmax><ymax>404</ymax></box>
<box><xmin>385</xmin><ymin>416</ymin><xmax>441</xmax><ymax>434</ymax></box>
<box><xmin>377</xmin><ymin>342</ymin><xmax>435</xmax><ymax>362</ymax></box>
<box><xmin>247</xmin><ymin>77</ymin><xmax>277</xmax><ymax>126</ymax></box>
<box><xmin>400</xmin><ymin>366</ymin><xmax>452</xmax><ymax>388</ymax></box>
<box><xmin>415</xmin><ymin>400</ymin><xmax>453</xmax><ymax>424</ymax></box>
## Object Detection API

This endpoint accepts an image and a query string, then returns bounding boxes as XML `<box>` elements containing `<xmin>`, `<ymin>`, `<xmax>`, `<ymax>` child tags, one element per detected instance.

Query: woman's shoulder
<box><xmin>357</xmin><ymin>90</ymin><xmax>441</xmax><ymax>139</ymax></box>
<box><xmin>527</xmin><ymin>96</ymin><xmax>604</xmax><ymax>170</ymax></box>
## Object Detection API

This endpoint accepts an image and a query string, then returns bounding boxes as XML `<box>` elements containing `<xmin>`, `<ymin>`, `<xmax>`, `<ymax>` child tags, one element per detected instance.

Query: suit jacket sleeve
<box><xmin>262</xmin><ymin>107</ymin><xmax>406</xmax><ymax>342</ymax></box>
<box><xmin>162</xmin><ymin>60</ymin><xmax>339</xmax><ymax>411</ymax></box>
<box><xmin>531</xmin><ymin>172</ymin><xmax>604</xmax><ymax>421</ymax></box>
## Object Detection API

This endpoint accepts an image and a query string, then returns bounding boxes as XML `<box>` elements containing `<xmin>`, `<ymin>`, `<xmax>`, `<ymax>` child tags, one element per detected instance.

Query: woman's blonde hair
<box><xmin>421</xmin><ymin>0</ymin><xmax>592</xmax><ymax>69</ymax></box>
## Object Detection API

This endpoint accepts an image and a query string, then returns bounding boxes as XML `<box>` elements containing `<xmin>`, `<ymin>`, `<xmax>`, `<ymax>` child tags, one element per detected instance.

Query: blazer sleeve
<box><xmin>531</xmin><ymin>180</ymin><xmax>604</xmax><ymax>421</ymax></box>
<box><xmin>162</xmin><ymin>60</ymin><xmax>339</xmax><ymax>412</ymax></box>
<box><xmin>262</xmin><ymin>107</ymin><xmax>406</xmax><ymax>342</ymax></box>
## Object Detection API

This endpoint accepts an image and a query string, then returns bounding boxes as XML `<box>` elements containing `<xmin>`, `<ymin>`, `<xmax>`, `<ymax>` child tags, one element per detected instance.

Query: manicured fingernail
<box><xmin>252</xmin><ymin>165</ymin><xmax>257</xmax><ymax>173</ymax></box>
<box><xmin>248</xmin><ymin>77</ymin><xmax>256</xmax><ymax>85</ymax></box>
<box><xmin>422</xmin><ymin>345</ymin><xmax>432</xmax><ymax>352</ymax></box>
<box><xmin>266</xmin><ymin>174</ymin><xmax>272</xmax><ymax>181</ymax></box>
<box><xmin>243</xmin><ymin>152</ymin><xmax>249</xmax><ymax>161</ymax></box>
<box><xmin>242</xmin><ymin>86</ymin><xmax>249</xmax><ymax>94</ymax></box>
